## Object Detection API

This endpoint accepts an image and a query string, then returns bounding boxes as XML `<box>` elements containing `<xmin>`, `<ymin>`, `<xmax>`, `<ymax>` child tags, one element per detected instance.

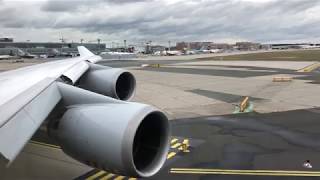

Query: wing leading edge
<box><xmin>0</xmin><ymin>46</ymin><xmax>101</xmax><ymax>166</ymax></box>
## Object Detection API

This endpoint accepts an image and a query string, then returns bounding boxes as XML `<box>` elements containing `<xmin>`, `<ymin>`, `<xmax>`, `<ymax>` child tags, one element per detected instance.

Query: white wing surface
<box><xmin>0</xmin><ymin>46</ymin><xmax>100</xmax><ymax>165</ymax></box>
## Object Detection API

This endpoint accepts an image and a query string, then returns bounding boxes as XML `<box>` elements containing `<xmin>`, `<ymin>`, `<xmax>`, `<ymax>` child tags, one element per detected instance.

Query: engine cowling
<box><xmin>78</xmin><ymin>64</ymin><xmax>136</xmax><ymax>101</ymax></box>
<box><xmin>48</xmin><ymin>102</ymin><xmax>170</xmax><ymax>178</ymax></box>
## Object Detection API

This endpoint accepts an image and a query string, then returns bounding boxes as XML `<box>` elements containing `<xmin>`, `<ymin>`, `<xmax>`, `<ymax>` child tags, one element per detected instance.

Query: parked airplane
<box><xmin>0</xmin><ymin>46</ymin><xmax>170</xmax><ymax>178</ymax></box>
<box><xmin>0</xmin><ymin>55</ymin><xmax>16</xmax><ymax>60</ymax></box>
<box><xmin>165</xmin><ymin>50</ymin><xmax>182</xmax><ymax>56</ymax></box>
<box><xmin>19</xmin><ymin>52</ymin><xmax>37</xmax><ymax>59</ymax></box>
<box><xmin>299</xmin><ymin>44</ymin><xmax>320</xmax><ymax>49</ymax></box>
<box><xmin>209</xmin><ymin>49</ymin><xmax>222</xmax><ymax>53</ymax></box>
<box><xmin>195</xmin><ymin>49</ymin><xmax>222</xmax><ymax>54</ymax></box>
<box><xmin>0</xmin><ymin>48</ymin><xmax>37</xmax><ymax>59</ymax></box>
<box><xmin>100</xmin><ymin>51</ymin><xmax>138</xmax><ymax>60</ymax></box>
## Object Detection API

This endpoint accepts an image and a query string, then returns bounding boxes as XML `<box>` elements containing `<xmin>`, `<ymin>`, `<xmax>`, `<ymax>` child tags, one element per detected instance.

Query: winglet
<box><xmin>78</xmin><ymin>46</ymin><xmax>95</xmax><ymax>57</ymax></box>
<box><xmin>77</xmin><ymin>46</ymin><xmax>102</xmax><ymax>63</ymax></box>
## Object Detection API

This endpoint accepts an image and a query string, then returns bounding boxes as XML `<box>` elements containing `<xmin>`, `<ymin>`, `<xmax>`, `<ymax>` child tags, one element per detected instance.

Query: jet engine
<box><xmin>78</xmin><ymin>64</ymin><xmax>136</xmax><ymax>101</ymax></box>
<box><xmin>48</xmin><ymin>101</ymin><xmax>170</xmax><ymax>178</ymax></box>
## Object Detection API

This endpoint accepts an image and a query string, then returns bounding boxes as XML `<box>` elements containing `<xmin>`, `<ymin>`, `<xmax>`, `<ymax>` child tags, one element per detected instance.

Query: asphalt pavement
<box><xmin>151</xmin><ymin>108</ymin><xmax>320</xmax><ymax>180</ymax></box>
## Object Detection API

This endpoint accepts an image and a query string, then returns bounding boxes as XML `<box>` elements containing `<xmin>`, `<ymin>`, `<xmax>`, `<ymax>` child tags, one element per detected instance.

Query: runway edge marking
<box><xmin>170</xmin><ymin>168</ymin><xmax>320</xmax><ymax>177</ymax></box>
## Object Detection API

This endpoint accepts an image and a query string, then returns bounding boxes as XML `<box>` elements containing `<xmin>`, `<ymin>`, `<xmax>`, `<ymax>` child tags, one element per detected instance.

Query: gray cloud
<box><xmin>0</xmin><ymin>0</ymin><xmax>320</xmax><ymax>44</ymax></box>
<box><xmin>41</xmin><ymin>0</ymin><xmax>152</xmax><ymax>12</ymax></box>
<box><xmin>103</xmin><ymin>0</ymin><xmax>153</xmax><ymax>3</ymax></box>
<box><xmin>41</xmin><ymin>1</ymin><xmax>79</xmax><ymax>12</ymax></box>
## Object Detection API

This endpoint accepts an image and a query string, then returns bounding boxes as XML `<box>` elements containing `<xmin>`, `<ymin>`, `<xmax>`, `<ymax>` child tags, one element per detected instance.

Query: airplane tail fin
<box><xmin>78</xmin><ymin>46</ymin><xmax>95</xmax><ymax>57</ymax></box>
<box><xmin>77</xmin><ymin>46</ymin><xmax>102</xmax><ymax>63</ymax></box>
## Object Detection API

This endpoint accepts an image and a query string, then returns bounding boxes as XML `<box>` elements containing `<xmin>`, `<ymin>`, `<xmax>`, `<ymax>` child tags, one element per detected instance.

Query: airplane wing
<box><xmin>0</xmin><ymin>47</ymin><xmax>100</xmax><ymax>165</ymax></box>
<box><xmin>0</xmin><ymin>46</ymin><xmax>170</xmax><ymax>178</ymax></box>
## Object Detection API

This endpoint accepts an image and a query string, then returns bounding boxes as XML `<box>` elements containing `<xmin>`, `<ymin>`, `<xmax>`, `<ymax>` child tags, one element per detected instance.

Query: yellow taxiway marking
<box><xmin>167</xmin><ymin>152</ymin><xmax>177</xmax><ymax>159</ymax></box>
<box><xmin>128</xmin><ymin>178</ymin><xmax>137</xmax><ymax>180</ymax></box>
<box><xmin>114</xmin><ymin>176</ymin><xmax>125</xmax><ymax>180</ymax></box>
<box><xmin>170</xmin><ymin>168</ymin><xmax>320</xmax><ymax>177</ymax></box>
<box><xmin>171</xmin><ymin>143</ymin><xmax>181</xmax><ymax>149</ymax></box>
<box><xmin>86</xmin><ymin>171</ymin><xmax>106</xmax><ymax>180</ymax></box>
<box><xmin>29</xmin><ymin>140</ymin><xmax>61</xmax><ymax>149</ymax></box>
<box><xmin>171</xmin><ymin>138</ymin><xmax>178</xmax><ymax>144</ymax></box>
<box><xmin>170</xmin><ymin>171</ymin><xmax>320</xmax><ymax>177</ymax></box>
<box><xmin>298</xmin><ymin>63</ymin><xmax>320</xmax><ymax>72</ymax></box>
<box><xmin>100</xmin><ymin>173</ymin><xmax>115</xmax><ymax>180</ymax></box>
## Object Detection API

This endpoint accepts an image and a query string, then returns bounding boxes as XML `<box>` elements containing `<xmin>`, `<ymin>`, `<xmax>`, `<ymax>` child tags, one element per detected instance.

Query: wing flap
<box><xmin>62</xmin><ymin>61</ymin><xmax>90</xmax><ymax>84</ymax></box>
<box><xmin>0</xmin><ymin>79</ymin><xmax>61</xmax><ymax>165</ymax></box>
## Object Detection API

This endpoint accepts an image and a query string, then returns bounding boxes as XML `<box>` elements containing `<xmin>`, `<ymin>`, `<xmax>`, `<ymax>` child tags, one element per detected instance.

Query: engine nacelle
<box><xmin>78</xmin><ymin>64</ymin><xmax>136</xmax><ymax>101</ymax></box>
<box><xmin>49</xmin><ymin>102</ymin><xmax>170</xmax><ymax>178</ymax></box>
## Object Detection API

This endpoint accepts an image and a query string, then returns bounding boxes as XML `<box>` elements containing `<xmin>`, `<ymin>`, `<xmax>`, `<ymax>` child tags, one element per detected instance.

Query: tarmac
<box><xmin>1</xmin><ymin>55</ymin><xmax>320</xmax><ymax>179</ymax></box>
<box><xmin>101</xmin><ymin>59</ymin><xmax>320</xmax><ymax>119</ymax></box>
<box><xmin>153</xmin><ymin>107</ymin><xmax>320</xmax><ymax>180</ymax></box>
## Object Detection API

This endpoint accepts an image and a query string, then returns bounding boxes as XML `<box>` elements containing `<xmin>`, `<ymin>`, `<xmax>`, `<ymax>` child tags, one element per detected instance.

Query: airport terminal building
<box><xmin>0</xmin><ymin>38</ymin><xmax>106</xmax><ymax>56</ymax></box>
<box><xmin>0</xmin><ymin>42</ymin><xmax>105</xmax><ymax>51</ymax></box>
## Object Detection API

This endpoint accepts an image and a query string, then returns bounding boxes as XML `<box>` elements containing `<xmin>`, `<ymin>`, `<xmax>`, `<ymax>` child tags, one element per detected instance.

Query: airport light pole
<box><xmin>59</xmin><ymin>36</ymin><xmax>67</xmax><ymax>55</ymax></box>
<box><xmin>26</xmin><ymin>40</ymin><xmax>30</xmax><ymax>53</ymax></box>
<box><xmin>97</xmin><ymin>38</ymin><xmax>101</xmax><ymax>53</ymax></box>
<box><xmin>146</xmin><ymin>40</ymin><xmax>152</xmax><ymax>54</ymax></box>
<box><xmin>168</xmin><ymin>41</ymin><xmax>171</xmax><ymax>51</ymax></box>
<box><xmin>60</xmin><ymin>36</ymin><xmax>66</xmax><ymax>43</ymax></box>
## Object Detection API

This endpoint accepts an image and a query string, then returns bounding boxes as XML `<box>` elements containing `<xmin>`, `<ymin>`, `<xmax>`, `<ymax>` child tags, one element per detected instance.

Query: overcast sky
<box><xmin>0</xmin><ymin>0</ymin><xmax>319</xmax><ymax>45</ymax></box>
